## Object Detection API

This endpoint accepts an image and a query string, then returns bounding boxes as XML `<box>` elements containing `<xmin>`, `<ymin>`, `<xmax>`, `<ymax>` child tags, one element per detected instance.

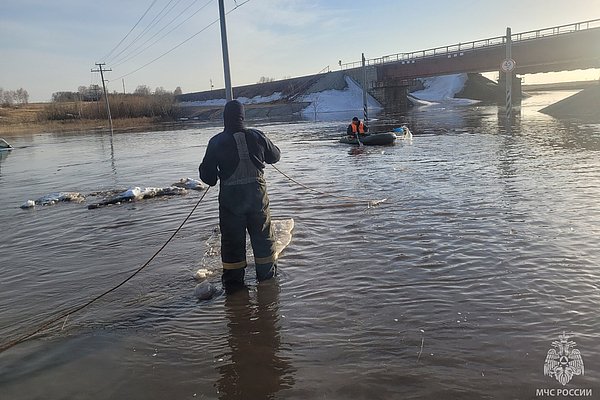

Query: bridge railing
<box><xmin>340</xmin><ymin>18</ymin><xmax>600</xmax><ymax>70</ymax></box>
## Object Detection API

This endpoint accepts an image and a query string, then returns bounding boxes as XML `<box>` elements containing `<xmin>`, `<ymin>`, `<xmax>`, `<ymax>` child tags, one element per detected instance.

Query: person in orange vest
<box><xmin>346</xmin><ymin>116</ymin><xmax>369</xmax><ymax>138</ymax></box>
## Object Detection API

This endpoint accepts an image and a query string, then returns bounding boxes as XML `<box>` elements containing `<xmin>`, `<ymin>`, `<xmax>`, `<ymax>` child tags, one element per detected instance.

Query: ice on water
<box><xmin>19</xmin><ymin>178</ymin><xmax>200</xmax><ymax>209</ymax></box>
<box><xmin>193</xmin><ymin>219</ymin><xmax>294</xmax><ymax>300</ymax></box>
<box><xmin>172</xmin><ymin>177</ymin><xmax>205</xmax><ymax>191</ymax></box>
<box><xmin>20</xmin><ymin>192</ymin><xmax>86</xmax><ymax>209</ymax></box>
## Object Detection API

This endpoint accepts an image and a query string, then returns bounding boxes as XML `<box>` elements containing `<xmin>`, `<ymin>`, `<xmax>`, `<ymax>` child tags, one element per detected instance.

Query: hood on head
<box><xmin>223</xmin><ymin>100</ymin><xmax>245</xmax><ymax>133</ymax></box>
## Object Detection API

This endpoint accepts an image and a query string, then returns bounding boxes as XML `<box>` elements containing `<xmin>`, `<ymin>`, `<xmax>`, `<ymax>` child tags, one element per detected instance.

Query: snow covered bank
<box><xmin>298</xmin><ymin>76</ymin><xmax>382</xmax><ymax>121</ymax></box>
<box><xmin>177</xmin><ymin>73</ymin><xmax>481</xmax><ymax>121</ymax></box>
<box><xmin>411</xmin><ymin>73</ymin><xmax>480</xmax><ymax>105</ymax></box>
<box><xmin>181</xmin><ymin>92</ymin><xmax>283</xmax><ymax>107</ymax></box>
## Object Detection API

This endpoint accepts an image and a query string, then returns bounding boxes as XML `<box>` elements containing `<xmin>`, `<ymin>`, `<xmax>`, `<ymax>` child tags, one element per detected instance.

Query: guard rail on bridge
<box><xmin>341</xmin><ymin>19</ymin><xmax>600</xmax><ymax>70</ymax></box>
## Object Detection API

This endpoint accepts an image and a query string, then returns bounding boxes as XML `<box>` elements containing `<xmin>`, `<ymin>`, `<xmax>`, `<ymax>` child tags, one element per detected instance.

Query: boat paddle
<box><xmin>356</xmin><ymin>131</ymin><xmax>363</xmax><ymax>147</ymax></box>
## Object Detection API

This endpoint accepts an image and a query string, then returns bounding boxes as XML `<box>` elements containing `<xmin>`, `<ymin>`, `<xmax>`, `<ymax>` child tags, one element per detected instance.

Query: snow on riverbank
<box><xmin>298</xmin><ymin>76</ymin><xmax>382</xmax><ymax>121</ymax></box>
<box><xmin>411</xmin><ymin>73</ymin><xmax>480</xmax><ymax>105</ymax></box>
<box><xmin>179</xmin><ymin>73</ymin><xmax>478</xmax><ymax>118</ymax></box>
<box><xmin>180</xmin><ymin>92</ymin><xmax>283</xmax><ymax>107</ymax></box>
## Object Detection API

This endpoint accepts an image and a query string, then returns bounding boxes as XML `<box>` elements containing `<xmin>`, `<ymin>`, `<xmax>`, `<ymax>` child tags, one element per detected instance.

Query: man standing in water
<box><xmin>199</xmin><ymin>100</ymin><xmax>281</xmax><ymax>290</ymax></box>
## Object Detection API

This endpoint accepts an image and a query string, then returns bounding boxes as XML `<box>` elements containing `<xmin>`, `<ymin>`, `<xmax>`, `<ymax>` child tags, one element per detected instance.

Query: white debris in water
<box><xmin>173</xmin><ymin>177</ymin><xmax>205</xmax><ymax>191</ymax></box>
<box><xmin>87</xmin><ymin>186</ymin><xmax>187</xmax><ymax>209</ymax></box>
<box><xmin>20</xmin><ymin>192</ymin><xmax>85</xmax><ymax>209</ymax></box>
<box><xmin>20</xmin><ymin>200</ymin><xmax>36</xmax><ymax>209</ymax></box>
<box><xmin>122</xmin><ymin>187</ymin><xmax>143</xmax><ymax>199</ymax></box>
<box><xmin>194</xmin><ymin>281</ymin><xmax>217</xmax><ymax>300</ymax></box>
<box><xmin>194</xmin><ymin>268</ymin><xmax>214</xmax><ymax>281</ymax></box>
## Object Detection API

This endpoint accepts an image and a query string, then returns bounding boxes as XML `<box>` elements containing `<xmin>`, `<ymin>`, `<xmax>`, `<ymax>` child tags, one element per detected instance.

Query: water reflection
<box><xmin>348</xmin><ymin>146</ymin><xmax>367</xmax><ymax>156</ymax></box>
<box><xmin>217</xmin><ymin>282</ymin><xmax>294</xmax><ymax>399</ymax></box>
<box><xmin>0</xmin><ymin>150</ymin><xmax>10</xmax><ymax>175</ymax></box>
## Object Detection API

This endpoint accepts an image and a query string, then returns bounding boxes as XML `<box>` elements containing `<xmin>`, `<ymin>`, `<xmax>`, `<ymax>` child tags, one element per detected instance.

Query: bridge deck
<box><xmin>342</xmin><ymin>19</ymin><xmax>600</xmax><ymax>80</ymax></box>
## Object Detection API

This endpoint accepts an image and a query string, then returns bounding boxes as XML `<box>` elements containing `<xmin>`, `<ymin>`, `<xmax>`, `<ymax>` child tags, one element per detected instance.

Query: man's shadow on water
<box><xmin>216</xmin><ymin>281</ymin><xmax>295</xmax><ymax>399</ymax></box>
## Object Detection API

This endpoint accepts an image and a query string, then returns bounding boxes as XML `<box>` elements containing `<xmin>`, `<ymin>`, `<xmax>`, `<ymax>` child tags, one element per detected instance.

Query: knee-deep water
<box><xmin>1</xmin><ymin>90</ymin><xmax>600</xmax><ymax>399</ymax></box>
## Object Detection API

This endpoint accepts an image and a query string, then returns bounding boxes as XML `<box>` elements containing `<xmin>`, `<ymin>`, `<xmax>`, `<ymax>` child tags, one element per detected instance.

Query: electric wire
<box><xmin>108</xmin><ymin>0</ymin><xmax>189</xmax><ymax>65</ymax></box>
<box><xmin>111</xmin><ymin>0</ymin><xmax>206</xmax><ymax>67</ymax></box>
<box><xmin>105</xmin><ymin>0</ymin><xmax>180</xmax><ymax>65</ymax></box>
<box><xmin>111</xmin><ymin>0</ymin><xmax>251</xmax><ymax>82</ymax></box>
<box><xmin>98</xmin><ymin>0</ymin><xmax>159</xmax><ymax>63</ymax></box>
<box><xmin>0</xmin><ymin>186</ymin><xmax>211</xmax><ymax>354</ymax></box>
<box><xmin>112</xmin><ymin>0</ymin><xmax>214</xmax><ymax>68</ymax></box>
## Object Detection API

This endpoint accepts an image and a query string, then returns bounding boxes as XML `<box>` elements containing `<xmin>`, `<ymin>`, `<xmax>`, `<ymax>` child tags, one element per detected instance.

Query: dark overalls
<box><xmin>199</xmin><ymin>100</ymin><xmax>280</xmax><ymax>288</ymax></box>
<box><xmin>219</xmin><ymin>131</ymin><xmax>277</xmax><ymax>285</ymax></box>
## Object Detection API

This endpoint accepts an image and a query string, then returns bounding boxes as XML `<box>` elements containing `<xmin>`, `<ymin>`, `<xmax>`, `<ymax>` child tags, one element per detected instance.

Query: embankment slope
<box><xmin>540</xmin><ymin>84</ymin><xmax>600</xmax><ymax>121</ymax></box>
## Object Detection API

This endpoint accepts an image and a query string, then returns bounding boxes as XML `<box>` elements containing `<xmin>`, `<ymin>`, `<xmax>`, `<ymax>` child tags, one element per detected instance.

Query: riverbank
<box><xmin>0</xmin><ymin>103</ymin><xmax>185</xmax><ymax>137</ymax></box>
<box><xmin>540</xmin><ymin>83</ymin><xmax>600</xmax><ymax>121</ymax></box>
<box><xmin>523</xmin><ymin>80</ymin><xmax>598</xmax><ymax>91</ymax></box>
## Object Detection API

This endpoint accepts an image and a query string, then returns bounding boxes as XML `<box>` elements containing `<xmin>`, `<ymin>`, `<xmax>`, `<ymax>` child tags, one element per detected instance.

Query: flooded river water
<box><xmin>1</xmin><ymin>91</ymin><xmax>600</xmax><ymax>399</ymax></box>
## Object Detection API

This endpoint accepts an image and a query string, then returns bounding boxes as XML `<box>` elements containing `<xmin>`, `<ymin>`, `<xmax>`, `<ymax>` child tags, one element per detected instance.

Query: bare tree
<box><xmin>174</xmin><ymin>86</ymin><xmax>183</xmax><ymax>96</ymax></box>
<box><xmin>310</xmin><ymin>94</ymin><xmax>321</xmax><ymax>121</ymax></box>
<box><xmin>134</xmin><ymin>85</ymin><xmax>151</xmax><ymax>96</ymax></box>
<box><xmin>2</xmin><ymin>90</ymin><xmax>15</xmax><ymax>107</ymax></box>
<box><xmin>154</xmin><ymin>86</ymin><xmax>168</xmax><ymax>96</ymax></box>
<box><xmin>15</xmin><ymin>88</ymin><xmax>29</xmax><ymax>104</ymax></box>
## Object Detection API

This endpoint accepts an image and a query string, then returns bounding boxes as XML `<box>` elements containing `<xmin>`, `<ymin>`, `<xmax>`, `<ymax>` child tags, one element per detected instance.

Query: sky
<box><xmin>1</xmin><ymin>0</ymin><xmax>599</xmax><ymax>102</ymax></box>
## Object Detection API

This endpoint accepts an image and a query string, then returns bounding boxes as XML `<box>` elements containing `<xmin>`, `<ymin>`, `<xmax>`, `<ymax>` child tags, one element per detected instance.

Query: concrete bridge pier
<box><xmin>370</xmin><ymin>79</ymin><xmax>410</xmax><ymax>111</ymax></box>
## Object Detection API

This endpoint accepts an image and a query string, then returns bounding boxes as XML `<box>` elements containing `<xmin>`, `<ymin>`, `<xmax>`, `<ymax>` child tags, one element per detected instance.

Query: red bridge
<box><xmin>341</xmin><ymin>19</ymin><xmax>600</xmax><ymax>107</ymax></box>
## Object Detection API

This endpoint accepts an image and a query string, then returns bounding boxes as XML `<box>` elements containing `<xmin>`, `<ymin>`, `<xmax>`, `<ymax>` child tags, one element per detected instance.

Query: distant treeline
<box><xmin>0</xmin><ymin>88</ymin><xmax>29</xmax><ymax>106</ymax></box>
<box><xmin>45</xmin><ymin>85</ymin><xmax>185</xmax><ymax>121</ymax></box>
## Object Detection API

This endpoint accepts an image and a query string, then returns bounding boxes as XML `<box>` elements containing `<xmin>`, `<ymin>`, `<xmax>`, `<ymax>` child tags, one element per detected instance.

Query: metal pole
<box><xmin>92</xmin><ymin>63</ymin><xmax>114</xmax><ymax>135</ymax></box>
<box><xmin>362</xmin><ymin>53</ymin><xmax>368</xmax><ymax>123</ymax></box>
<box><xmin>218</xmin><ymin>0</ymin><xmax>233</xmax><ymax>101</ymax></box>
<box><xmin>505</xmin><ymin>27</ymin><xmax>512</xmax><ymax>120</ymax></box>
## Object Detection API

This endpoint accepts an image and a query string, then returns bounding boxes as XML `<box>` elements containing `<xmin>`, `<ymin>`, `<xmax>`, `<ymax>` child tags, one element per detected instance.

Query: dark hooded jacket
<box><xmin>199</xmin><ymin>100</ymin><xmax>280</xmax><ymax>187</ymax></box>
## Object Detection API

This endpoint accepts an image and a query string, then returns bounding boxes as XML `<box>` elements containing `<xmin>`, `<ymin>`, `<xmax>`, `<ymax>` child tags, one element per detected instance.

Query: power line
<box><xmin>112</xmin><ymin>0</ymin><xmax>212</xmax><ymax>68</ymax></box>
<box><xmin>98</xmin><ymin>0</ymin><xmax>159</xmax><ymax>63</ymax></box>
<box><xmin>110</xmin><ymin>0</ymin><xmax>200</xmax><ymax>66</ymax></box>
<box><xmin>111</xmin><ymin>0</ymin><xmax>251</xmax><ymax>81</ymax></box>
<box><xmin>105</xmin><ymin>0</ymin><xmax>180</xmax><ymax>65</ymax></box>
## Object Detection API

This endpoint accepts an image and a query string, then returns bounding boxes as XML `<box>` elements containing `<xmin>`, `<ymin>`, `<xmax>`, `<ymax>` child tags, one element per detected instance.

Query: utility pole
<box><xmin>218</xmin><ymin>0</ymin><xmax>233</xmax><ymax>101</ymax></box>
<box><xmin>122</xmin><ymin>78</ymin><xmax>126</xmax><ymax>95</ymax></box>
<box><xmin>91</xmin><ymin>63</ymin><xmax>114</xmax><ymax>134</ymax></box>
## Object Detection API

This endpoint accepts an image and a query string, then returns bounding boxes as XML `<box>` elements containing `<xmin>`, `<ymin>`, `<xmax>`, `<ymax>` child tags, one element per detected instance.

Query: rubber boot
<box><xmin>255</xmin><ymin>262</ymin><xmax>277</xmax><ymax>282</ymax></box>
<box><xmin>222</xmin><ymin>267</ymin><xmax>246</xmax><ymax>294</ymax></box>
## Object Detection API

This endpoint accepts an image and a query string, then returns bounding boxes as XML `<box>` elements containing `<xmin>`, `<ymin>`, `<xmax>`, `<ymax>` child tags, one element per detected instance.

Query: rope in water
<box><xmin>1</xmin><ymin>165</ymin><xmax>383</xmax><ymax>354</ymax></box>
<box><xmin>0</xmin><ymin>186</ymin><xmax>211</xmax><ymax>354</ymax></box>
<box><xmin>270</xmin><ymin>164</ymin><xmax>387</xmax><ymax>206</ymax></box>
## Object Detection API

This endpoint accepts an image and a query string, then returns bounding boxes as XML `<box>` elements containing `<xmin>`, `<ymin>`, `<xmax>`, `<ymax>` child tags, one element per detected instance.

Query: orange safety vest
<box><xmin>350</xmin><ymin>121</ymin><xmax>365</xmax><ymax>134</ymax></box>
